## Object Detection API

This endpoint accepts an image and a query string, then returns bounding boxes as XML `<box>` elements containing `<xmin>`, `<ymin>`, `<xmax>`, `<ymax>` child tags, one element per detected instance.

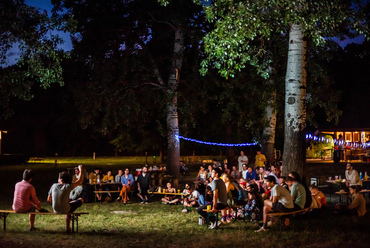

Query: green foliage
<box><xmin>0</xmin><ymin>0</ymin><xmax>67</xmax><ymax>117</ymax></box>
<box><xmin>199</xmin><ymin>0</ymin><xmax>369</xmax><ymax>78</ymax></box>
<box><xmin>306</xmin><ymin>134</ymin><xmax>334</xmax><ymax>158</ymax></box>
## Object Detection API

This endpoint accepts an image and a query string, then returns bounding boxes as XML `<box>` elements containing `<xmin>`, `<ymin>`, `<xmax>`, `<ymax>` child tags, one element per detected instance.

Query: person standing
<box><xmin>255</xmin><ymin>150</ymin><xmax>267</xmax><ymax>168</ymax></box>
<box><xmin>47</xmin><ymin>165</ymin><xmax>84</xmax><ymax>233</ymax></box>
<box><xmin>137</xmin><ymin>166</ymin><xmax>151</xmax><ymax>204</ymax></box>
<box><xmin>238</xmin><ymin>151</ymin><xmax>249</xmax><ymax>172</ymax></box>
<box><xmin>12</xmin><ymin>169</ymin><xmax>47</xmax><ymax>231</ymax></box>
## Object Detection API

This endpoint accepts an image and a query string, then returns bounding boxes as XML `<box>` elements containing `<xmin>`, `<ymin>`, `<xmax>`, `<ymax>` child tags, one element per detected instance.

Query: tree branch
<box><xmin>147</xmin><ymin>11</ymin><xmax>176</xmax><ymax>31</ymax></box>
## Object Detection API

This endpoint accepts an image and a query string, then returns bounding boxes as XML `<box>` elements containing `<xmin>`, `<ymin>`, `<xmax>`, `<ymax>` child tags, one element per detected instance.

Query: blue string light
<box><xmin>176</xmin><ymin>135</ymin><xmax>258</xmax><ymax>147</ymax></box>
<box><xmin>306</xmin><ymin>133</ymin><xmax>370</xmax><ymax>149</ymax></box>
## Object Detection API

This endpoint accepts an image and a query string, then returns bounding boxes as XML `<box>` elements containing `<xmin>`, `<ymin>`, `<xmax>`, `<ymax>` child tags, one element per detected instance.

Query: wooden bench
<box><xmin>0</xmin><ymin>210</ymin><xmax>88</xmax><ymax>233</ymax></box>
<box><xmin>266</xmin><ymin>207</ymin><xmax>311</xmax><ymax>232</ymax></box>
<box><xmin>202</xmin><ymin>207</ymin><xmax>230</xmax><ymax>229</ymax></box>
<box><xmin>28</xmin><ymin>157</ymin><xmax>44</xmax><ymax>163</ymax></box>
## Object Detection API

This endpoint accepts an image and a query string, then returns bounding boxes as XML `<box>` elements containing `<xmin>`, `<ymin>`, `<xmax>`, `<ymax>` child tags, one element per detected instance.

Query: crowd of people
<box><xmin>10</xmin><ymin>152</ymin><xmax>367</xmax><ymax>232</ymax></box>
<box><xmin>187</xmin><ymin>151</ymin><xmax>367</xmax><ymax>230</ymax></box>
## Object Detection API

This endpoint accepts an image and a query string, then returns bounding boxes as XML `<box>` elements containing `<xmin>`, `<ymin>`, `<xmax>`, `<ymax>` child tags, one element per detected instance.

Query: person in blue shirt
<box><xmin>117</xmin><ymin>168</ymin><xmax>134</xmax><ymax>204</ymax></box>
<box><xmin>246</xmin><ymin>166</ymin><xmax>258</xmax><ymax>182</ymax></box>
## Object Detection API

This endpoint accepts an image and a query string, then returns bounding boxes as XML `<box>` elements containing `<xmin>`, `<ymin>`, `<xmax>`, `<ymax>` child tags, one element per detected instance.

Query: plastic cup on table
<box><xmin>207</xmin><ymin>205</ymin><xmax>211</xmax><ymax>211</ymax></box>
<box><xmin>163</xmin><ymin>189</ymin><xmax>166</xmax><ymax>193</ymax></box>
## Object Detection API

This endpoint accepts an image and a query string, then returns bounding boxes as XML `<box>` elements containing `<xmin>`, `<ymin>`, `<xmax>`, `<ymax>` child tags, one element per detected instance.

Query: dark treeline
<box><xmin>0</xmin><ymin>1</ymin><xmax>369</xmax><ymax>163</ymax></box>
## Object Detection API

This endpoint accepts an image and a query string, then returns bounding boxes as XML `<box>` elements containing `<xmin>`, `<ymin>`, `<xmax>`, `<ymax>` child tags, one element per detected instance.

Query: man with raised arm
<box><xmin>47</xmin><ymin>164</ymin><xmax>84</xmax><ymax>233</ymax></box>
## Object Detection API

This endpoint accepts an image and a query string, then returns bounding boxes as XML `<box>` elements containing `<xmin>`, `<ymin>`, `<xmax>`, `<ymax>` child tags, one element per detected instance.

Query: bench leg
<box><xmin>70</xmin><ymin>214</ymin><xmax>80</xmax><ymax>233</ymax></box>
<box><xmin>0</xmin><ymin>213</ymin><xmax>9</xmax><ymax>232</ymax></box>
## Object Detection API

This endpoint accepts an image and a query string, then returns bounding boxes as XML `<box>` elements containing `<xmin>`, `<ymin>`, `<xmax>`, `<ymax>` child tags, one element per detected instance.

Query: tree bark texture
<box><xmin>261</xmin><ymin>77</ymin><xmax>277</xmax><ymax>166</ymax></box>
<box><xmin>166</xmin><ymin>27</ymin><xmax>184</xmax><ymax>177</ymax></box>
<box><xmin>282</xmin><ymin>24</ymin><xmax>307</xmax><ymax>177</ymax></box>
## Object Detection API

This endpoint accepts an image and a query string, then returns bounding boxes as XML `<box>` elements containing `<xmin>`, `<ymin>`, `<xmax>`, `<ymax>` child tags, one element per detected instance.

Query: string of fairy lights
<box><xmin>306</xmin><ymin>134</ymin><xmax>370</xmax><ymax>149</ymax></box>
<box><xmin>176</xmin><ymin>133</ymin><xmax>370</xmax><ymax>149</ymax></box>
<box><xmin>176</xmin><ymin>135</ymin><xmax>258</xmax><ymax>147</ymax></box>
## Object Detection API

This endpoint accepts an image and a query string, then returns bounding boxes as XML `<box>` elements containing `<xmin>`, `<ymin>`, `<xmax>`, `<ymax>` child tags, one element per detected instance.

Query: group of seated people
<box><xmin>67</xmin><ymin>167</ymin><xmax>136</xmax><ymax>204</ymax></box>
<box><xmin>190</xmin><ymin>161</ymin><xmax>366</xmax><ymax>230</ymax></box>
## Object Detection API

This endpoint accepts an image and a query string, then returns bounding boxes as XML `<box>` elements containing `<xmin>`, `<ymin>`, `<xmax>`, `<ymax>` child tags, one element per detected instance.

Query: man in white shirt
<box><xmin>345</xmin><ymin>163</ymin><xmax>362</xmax><ymax>186</ymax></box>
<box><xmin>241</xmin><ymin>164</ymin><xmax>248</xmax><ymax>180</ymax></box>
<box><xmin>238</xmin><ymin>151</ymin><xmax>248</xmax><ymax>172</ymax></box>
<box><xmin>255</xmin><ymin>175</ymin><xmax>294</xmax><ymax>232</ymax></box>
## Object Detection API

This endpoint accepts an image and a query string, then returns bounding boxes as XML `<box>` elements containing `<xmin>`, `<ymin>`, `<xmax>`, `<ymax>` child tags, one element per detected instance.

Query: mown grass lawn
<box><xmin>0</xmin><ymin>157</ymin><xmax>369</xmax><ymax>248</ymax></box>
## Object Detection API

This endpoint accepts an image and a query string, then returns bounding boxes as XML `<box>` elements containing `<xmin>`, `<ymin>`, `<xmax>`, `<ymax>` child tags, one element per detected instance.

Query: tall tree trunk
<box><xmin>261</xmin><ymin>87</ymin><xmax>277</xmax><ymax>167</ymax></box>
<box><xmin>282</xmin><ymin>24</ymin><xmax>307</xmax><ymax>177</ymax></box>
<box><xmin>166</xmin><ymin>27</ymin><xmax>184</xmax><ymax>177</ymax></box>
<box><xmin>225</xmin><ymin>121</ymin><xmax>236</xmax><ymax>167</ymax></box>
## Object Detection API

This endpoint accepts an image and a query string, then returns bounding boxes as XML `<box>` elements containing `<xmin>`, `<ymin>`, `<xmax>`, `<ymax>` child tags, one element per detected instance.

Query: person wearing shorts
<box><xmin>255</xmin><ymin>175</ymin><xmax>294</xmax><ymax>232</ymax></box>
<box><xmin>48</xmin><ymin>165</ymin><xmax>84</xmax><ymax>233</ymax></box>
<box><xmin>197</xmin><ymin>167</ymin><xmax>228</xmax><ymax>229</ymax></box>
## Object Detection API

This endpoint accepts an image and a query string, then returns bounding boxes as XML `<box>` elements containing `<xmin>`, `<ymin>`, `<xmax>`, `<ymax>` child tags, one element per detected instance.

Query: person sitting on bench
<box><xmin>47</xmin><ymin>165</ymin><xmax>84</xmax><ymax>233</ymax></box>
<box><xmin>117</xmin><ymin>168</ymin><xmax>134</xmax><ymax>204</ymax></box>
<box><xmin>336</xmin><ymin>185</ymin><xmax>366</xmax><ymax>217</ymax></box>
<box><xmin>197</xmin><ymin>167</ymin><xmax>228</xmax><ymax>229</ymax></box>
<box><xmin>255</xmin><ymin>175</ymin><xmax>294</xmax><ymax>232</ymax></box>
<box><xmin>12</xmin><ymin>169</ymin><xmax>48</xmax><ymax>231</ymax></box>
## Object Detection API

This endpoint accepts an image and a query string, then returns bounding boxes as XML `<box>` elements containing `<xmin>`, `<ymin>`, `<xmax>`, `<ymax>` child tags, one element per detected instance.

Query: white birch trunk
<box><xmin>282</xmin><ymin>24</ymin><xmax>307</xmax><ymax>177</ymax></box>
<box><xmin>166</xmin><ymin>27</ymin><xmax>184</xmax><ymax>177</ymax></box>
<box><xmin>262</xmin><ymin>88</ymin><xmax>277</xmax><ymax>166</ymax></box>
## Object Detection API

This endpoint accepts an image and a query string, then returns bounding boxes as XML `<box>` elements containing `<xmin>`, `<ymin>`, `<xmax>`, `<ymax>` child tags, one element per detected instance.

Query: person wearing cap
<box><xmin>255</xmin><ymin>175</ymin><xmax>294</xmax><ymax>232</ymax></box>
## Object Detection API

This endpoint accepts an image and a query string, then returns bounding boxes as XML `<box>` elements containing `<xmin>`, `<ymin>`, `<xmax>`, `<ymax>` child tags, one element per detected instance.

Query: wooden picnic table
<box><xmin>148</xmin><ymin>191</ymin><xmax>189</xmax><ymax>196</ymax></box>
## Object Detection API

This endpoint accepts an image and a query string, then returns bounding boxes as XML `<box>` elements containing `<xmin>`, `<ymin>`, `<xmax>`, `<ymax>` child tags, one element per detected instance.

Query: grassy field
<box><xmin>0</xmin><ymin>157</ymin><xmax>369</xmax><ymax>248</ymax></box>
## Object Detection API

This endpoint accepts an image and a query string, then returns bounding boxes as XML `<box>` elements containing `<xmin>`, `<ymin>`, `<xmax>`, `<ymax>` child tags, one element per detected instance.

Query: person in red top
<box><xmin>12</xmin><ymin>169</ymin><xmax>47</xmax><ymax>231</ymax></box>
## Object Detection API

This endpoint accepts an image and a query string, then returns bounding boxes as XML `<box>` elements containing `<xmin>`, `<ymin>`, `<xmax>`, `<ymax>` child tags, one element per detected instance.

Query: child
<box><xmin>244</xmin><ymin>191</ymin><xmax>263</xmax><ymax>221</ymax></box>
